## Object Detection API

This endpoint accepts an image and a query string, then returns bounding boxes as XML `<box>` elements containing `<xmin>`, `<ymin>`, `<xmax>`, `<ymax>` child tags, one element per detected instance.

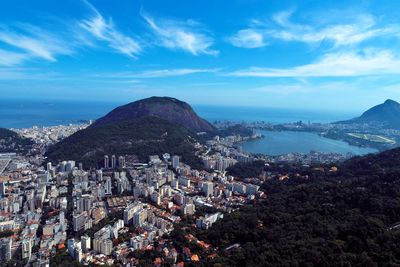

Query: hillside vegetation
<box><xmin>338</xmin><ymin>99</ymin><xmax>400</xmax><ymax>129</ymax></box>
<box><xmin>0</xmin><ymin>128</ymin><xmax>33</xmax><ymax>153</ymax></box>
<box><xmin>45</xmin><ymin>116</ymin><xmax>204</xmax><ymax>169</ymax></box>
<box><xmin>182</xmin><ymin>149</ymin><xmax>400</xmax><ymax>266</ymax></box>
<box><xmin>92</xmin><ymin>96</ymin><xmax>215</xmax><ymax>132</ymax></box>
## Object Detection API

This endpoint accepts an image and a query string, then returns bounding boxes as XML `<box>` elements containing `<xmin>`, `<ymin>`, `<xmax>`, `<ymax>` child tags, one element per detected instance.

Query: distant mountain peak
<box><xmin>138</xmin><ymin>96</ymin><xmax>184</xmax><ymax>104</ymax></box>
<box><xmin>337</xmin><ymin>99</ymin><xmax>400</xmax><ymax>129</ymax></box>
<box><xmin>384</xmin><ymin>99</ymin><xmax>399</xmax><ymax>105</ymax></box>
<box><xmin>92</xmin><ymin>96</ymin><xmax>214</xmax><ymax>132</ymax></box>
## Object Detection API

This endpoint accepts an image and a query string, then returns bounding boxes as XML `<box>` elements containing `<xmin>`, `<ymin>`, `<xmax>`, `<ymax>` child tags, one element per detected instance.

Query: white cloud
<box><xmin>0</xmin><ymin>24</ymin><xmax>74</xmax><ymax>64</ymax></box>
<box><xmin>142</xmin><ymin>12</ymin><xmax>218</xmax><ymax>56</ymax></box>
<box><xmin>271</xmin><ymin>12</ymin><xmax>395</xmax><ymax>46</ymax></box>
<box><xmin>228</xmin><ymin>29</ymin><xmax>266</xmax><ymax>48</ymax></box>
<box><xmin>80</xmin><ymin>1</ymin><xmax>141</xmax><ymax>58</ymax></box>
<box><xmin>229</xmin><ymin>10</ymin><xmax>399</xmax><ymax>48</ymax></box>
<box><xmin>251</xmin><ymin>80</ymin><xmax>353</xmax><ymax>95</ymax></box>
<box><xmin>0</xmin><ymin>67</ymin><xmax>61</xmax><ymax>80</ymax></box>
<box><xmin>0</xmin><ymin>1</ymin><xmax>142</xmax><ymax>65</ymax></box>
<box><xmin>132</xmin><ymin>68</ymin><xmax>218</xmax><ymax>78</ymax></box>
<box><xmin>0</xmin><ymin>49</ymin><xmax>29</xmax><ymax>66</ymax></box>
<box><xmin>93</xmin><ymin>68</ymin><xmax>218</xmax><ymax>79</ymax></box>
<box><xmin>228</xmin><ymin>49</ymin><xmax>400</xmax><ymax>77</ymax></box>
<box><xmin>252</xmin><ymin>84</ymin><xmax>312</xmax><ymax>95</ymax></box>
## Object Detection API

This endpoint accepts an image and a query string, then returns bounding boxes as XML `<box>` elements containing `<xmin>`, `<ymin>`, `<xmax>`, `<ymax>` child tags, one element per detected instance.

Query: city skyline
<box><xmin>1</xmin><ymin>0</ymin><xmax>400</xmax><ymax>111</ymax></box>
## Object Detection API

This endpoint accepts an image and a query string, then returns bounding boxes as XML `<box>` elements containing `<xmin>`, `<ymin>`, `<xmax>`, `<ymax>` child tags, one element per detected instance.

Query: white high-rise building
<box><xmin>104</xmin><ymin>155</ymin><xmax>109</xmax><ymax>169</ymax></box>
<box><xmin>118</xmin><ymin>156</ymin><xmax>126</xmax><ymax>168</ymax></box>
<box><xmin>102</xmin><ymin>239</ymin><xmax>113</xmax><ymax>256</ymax></box>
<box><xmin>111</xmin><ymin>155</ymin><xmax>116</xmax><ymax>169</ymax></box>
<box><xmin>172</xmin><ymin>155</ymin><xmax>180</xmax><ymax>169</ymax></box>
<box><xmin>59</xmin><ymin>211</ymin><xmax>65</xmax><ymax>229</ymax></box>
<box><xmin>133</xmin><ymin>209</ymin><xmax>148</xmax><ymax>227</ymax></box>
<box><xmin>203</xmin><ymin>181</ymin><xmax>214</xmax><ymax>197</ymax></box>
<box><xmin>97</xmin><ymin>170</ymin><xmax>103</xmax><ymax>181</ymax></box>
<box><xmin>105</xmin><ymin>177</ymin><xmax>112</xmax><ymax>195</ymax></box>
<box><xmin>65</xmin><ymin>161</ymin><xmax>75</xmax><ymax>172</ymax></box>
<box><xmin>123</xmin><ymin>202</ymin><xmax>143</xmax><ymax>225</ymax></box>
<box><xmin>81</xmin><ymin>235</ymin><xmax>91</xmax><ymax>252</ymax></box>
<box><xmin>73</xmin><ymin>212</ymin><xmax>89</xmax><ymax>232</ymax></box>
<box><xmin>76</xmin><ymin>198</ymin><xmax>84</xmax><ymax>213</ymax></box>
<box><xmin>21</xmin><ymin>238</ymin><xmax>32</xmax><ymax>259</ymax></box>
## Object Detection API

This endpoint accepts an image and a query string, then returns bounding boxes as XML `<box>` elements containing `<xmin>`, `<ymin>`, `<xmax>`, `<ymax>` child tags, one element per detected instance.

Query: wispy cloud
<box><xmin>0</xmin><ymin>67</ymin><xmax>62</xmax><ymax>80</ymax></box>
<box><xmin>228</xmin><ymin>29</ymin><xmax>266</xmax><ymax>48</ymax></box>
<box><xmin>251</xmin><ymin>81</ymin><xmax>349</xmax><ymax>95</ymax></box>
<box><xmin>229</xmin><ymin>10</ymin><xmax>399</xmax><ymax>48</ymax></box>
<box><xmin>0</xmin><ymin>49</ymin><xmax>29</xmax><ymax>66</ymax></box>
<box><xmin>0</xmin><ymin>24</ymin><xmax>74</xmax><ymax>65</ymax></box>
<box><xmin>92</xmin><ymin>68</ymin><xmax>219</xmax><ymax>79</ymax></box>
<box><xmin>130</xmin><ymin>68</ymin><xmax>218</xmax><ymax>78</ymax></box>
<box><xmin>0</xmin><ymin>1</ymin><xmax>142</xmax><ymax>66</ymax></box>
<box><xmin>79</xmin><ymin>0</ymin><xmax>142</xmax><ymax>58</ymax></box>
<box><xmin>228</xmin><ymin>49</ymin><xmax>400</xmax><ymax>77</ymax></box>
<box><xmin>0</xmin><ymin>1</ymin><xmax>219</xmax><ymax>68</ymax></box>
<box><xmin>141</xmin><ymin>11</ymin><xmax>218</xmax><ymax>56</ymax></box>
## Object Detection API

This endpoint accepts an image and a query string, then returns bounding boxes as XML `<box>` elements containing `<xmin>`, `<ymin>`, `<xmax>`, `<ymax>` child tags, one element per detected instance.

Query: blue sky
<box><xmin>1</xmin><ymin>0</ymin><xmax>400</xmax><ymax>111</ymax></box>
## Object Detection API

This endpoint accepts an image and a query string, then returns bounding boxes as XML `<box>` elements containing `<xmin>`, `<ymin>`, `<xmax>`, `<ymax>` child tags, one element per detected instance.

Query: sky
<box><xmin>1</xmin><ymin>0</ymin><xmax>400</xmax><ymax>111</ymax></box>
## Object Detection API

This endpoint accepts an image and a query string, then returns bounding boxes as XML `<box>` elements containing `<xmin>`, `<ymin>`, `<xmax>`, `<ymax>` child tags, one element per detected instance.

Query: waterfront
<box><xmin>241</xmin><ymin>130</ymin><xmax>378</xmax><ymax>156</ymax></box>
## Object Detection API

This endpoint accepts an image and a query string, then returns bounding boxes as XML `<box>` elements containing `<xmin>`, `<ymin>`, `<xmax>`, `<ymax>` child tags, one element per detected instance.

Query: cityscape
<box><xmin>1</xmin><ymin>0</ymin><xmax>400</xmax><ymax>266</ymax></box>
<box><xmin>0</xmin><ymin>110</ymin><xmax>391</xmax><ymax>266</ymax></box>
<box><xmin>0</xmin><ymin>121</ymin><xmax>264</xmax><ymax>266</ymax></box>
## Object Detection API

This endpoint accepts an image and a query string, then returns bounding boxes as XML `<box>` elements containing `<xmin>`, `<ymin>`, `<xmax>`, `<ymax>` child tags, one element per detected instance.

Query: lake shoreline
<box><xmin>241</xmin><ymin>130</ymin><xmax>378</xmax><ymax>156</ymax></box>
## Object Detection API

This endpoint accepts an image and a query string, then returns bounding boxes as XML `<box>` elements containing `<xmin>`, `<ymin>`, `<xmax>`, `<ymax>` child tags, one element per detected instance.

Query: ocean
<box><xmin>0</xmin><ymin>99</ymin><xmax>359</xmax><ymax>129</ymax></box>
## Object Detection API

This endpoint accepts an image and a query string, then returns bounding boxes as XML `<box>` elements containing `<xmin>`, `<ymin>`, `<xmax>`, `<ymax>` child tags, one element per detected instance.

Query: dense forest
<box><xmin>226</xmin><ymin>160</ymin><xmax>266</xmax><ymax>179</ymax></box>
<box><xmin>45</xmin><ymin>116</ymin><xmax>205</xmax><ymax>169</ymax></box>
<box><xmin>217</xmin><ymin>124</ymin><xmax>253</xmax><ymax>138</ymax></box>
<box><xmin>171</xmin><ymin>148</ymin><xmax>400</xmax><ymax>266</ymax></box>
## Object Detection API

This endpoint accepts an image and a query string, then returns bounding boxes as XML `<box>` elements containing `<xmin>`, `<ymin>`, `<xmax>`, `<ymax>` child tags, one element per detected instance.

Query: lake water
<box><xmin>0</xmin><ymin>99</ymin><xmax>359</xmax><ymax>129</ymax></box>
<box><xmin>241</xmin><ymin>130</ymin><xmax>377</xmax><ymax>156</ymax></box>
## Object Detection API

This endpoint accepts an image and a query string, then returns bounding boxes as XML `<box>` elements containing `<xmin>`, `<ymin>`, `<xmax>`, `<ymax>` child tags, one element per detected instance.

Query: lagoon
<box><xmin>241</xmin><ymin>130</ymin><xmax>377</xmax><ymax>156</ymax></box>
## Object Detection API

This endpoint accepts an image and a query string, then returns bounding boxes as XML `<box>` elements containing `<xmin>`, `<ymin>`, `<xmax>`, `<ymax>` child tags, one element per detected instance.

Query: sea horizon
<box><xmin>0</xmin><ymin>99</ymin><xmax>359</xmax><ymax>129</ymax></box>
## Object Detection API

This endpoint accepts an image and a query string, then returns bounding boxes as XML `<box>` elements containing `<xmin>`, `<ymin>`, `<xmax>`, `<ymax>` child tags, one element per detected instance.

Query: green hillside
<box><xmin>0</xmin><ymin>128</ymin><xmax>33</xmax><ymax>153</ymax></box>
<box><xmin>45</xmin><ymin>116</ymin><xmax>204</xmax><ymax>169</ymax></box>
<box><xmin>174</xmin><ymin>148</ymin><xmax>400</xmax><ymax>266</ymax></box>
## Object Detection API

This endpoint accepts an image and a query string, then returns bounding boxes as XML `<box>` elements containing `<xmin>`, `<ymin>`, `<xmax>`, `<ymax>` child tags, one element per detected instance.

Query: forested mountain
<box><xmin>0</xmin><ymin>128</ymin><xmax>33</xmax><ymax>153</ymax></box>
<box><xmin>92</xmin><ymin>96</ymin><xmax>215</xmax><ymax>132</ymax></box>
<box><xmin>45</xmin><ymin>116</ymin><xmax>204</xmax><ymax>169</ymax></box>
<box><xmin>338</xmin><ymin>99</ymin><xmax>400</xmax><ymax>129</ymax></box>
<box><xmin>45</xmin><ymin>97</ymin><xmax>256</xmax><ymax>168</ymax></box>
